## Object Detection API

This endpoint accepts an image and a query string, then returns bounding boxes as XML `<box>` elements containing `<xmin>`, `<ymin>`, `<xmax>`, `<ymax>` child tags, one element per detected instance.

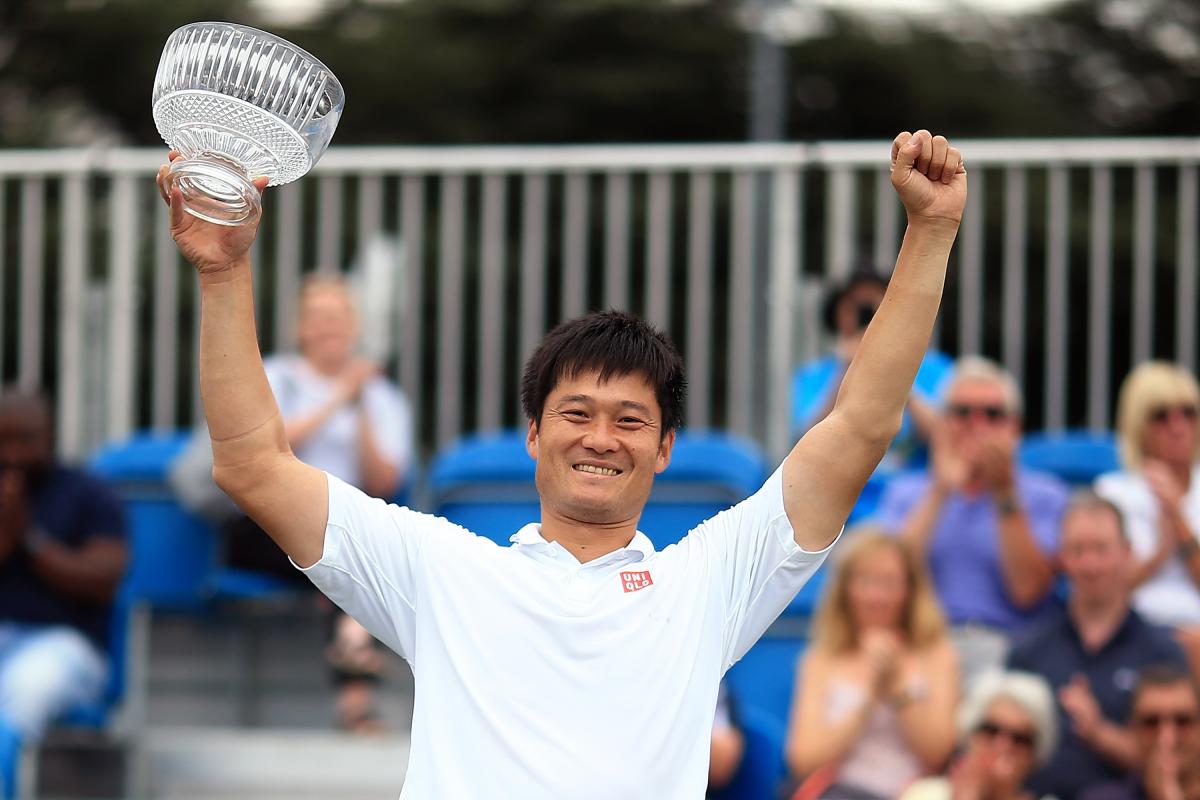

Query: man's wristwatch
<box><xmin>995</xmin><ymin>495</ymin><xmax>1021</xmax><ymax>516</ymax></box>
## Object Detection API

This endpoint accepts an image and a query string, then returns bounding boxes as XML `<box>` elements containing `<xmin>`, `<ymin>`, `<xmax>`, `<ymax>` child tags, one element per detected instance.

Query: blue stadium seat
<box><xmin>1019</xmin><ymin>430</ymin><xmax>1120</xmax><ymax>486</ymax></box>
<box><xmin>724</xmin><ymin>636</ymin><xmax>806</xmax><ymax>737</ymax></box>
<box><xmin>428</xmin><ymin>430</ymin><xmax>768</xmax><ymax>549</ymax></box>
<box><xmin>709</xmin><ymin>705</ymin><xmax>788</xmax><ymax>800</ymax></box>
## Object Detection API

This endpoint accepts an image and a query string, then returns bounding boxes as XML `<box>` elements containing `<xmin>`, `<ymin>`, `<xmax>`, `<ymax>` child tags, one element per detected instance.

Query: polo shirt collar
<box><xmin>509</xmin><ymin>524</ymin><xmax>656</xmax><ymax>562</ymax></box>
<box><xmin>1065</xmin><ymin>605</ymin><xmax>1139</xmax><ymax>654</ymax></box>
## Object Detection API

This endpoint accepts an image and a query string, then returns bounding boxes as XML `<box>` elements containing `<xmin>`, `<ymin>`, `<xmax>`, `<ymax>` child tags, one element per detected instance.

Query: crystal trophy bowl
<box><xmin>152</xmin><ymin>22</ymin><xmax>345</xmax><ymax>225</ymax></box>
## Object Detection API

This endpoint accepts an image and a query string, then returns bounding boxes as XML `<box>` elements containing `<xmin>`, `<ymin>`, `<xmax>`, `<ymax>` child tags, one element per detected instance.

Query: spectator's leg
<box><xmin>326</xmin><ymin>613</ymin><xmax>385</xmax><ymax>733</ymax></box>
<box><xmin>0</xmin><ymin>627</ymin><xmax>107</xmax><ymax>740</ymax></box>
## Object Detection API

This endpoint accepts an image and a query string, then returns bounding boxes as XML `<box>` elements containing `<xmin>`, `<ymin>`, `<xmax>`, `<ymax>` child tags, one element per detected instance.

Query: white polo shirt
<box><xmin>297</xmin><ymin>465</ymin><xmax>834</xmax><ymax>799</ymax></box>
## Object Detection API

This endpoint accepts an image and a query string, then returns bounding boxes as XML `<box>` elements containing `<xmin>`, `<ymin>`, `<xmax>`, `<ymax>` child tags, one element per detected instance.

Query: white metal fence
<box><xmin>1</xmin><ymin>138</ymin><xmax>1198</xmax><ymax>464</ymax></box>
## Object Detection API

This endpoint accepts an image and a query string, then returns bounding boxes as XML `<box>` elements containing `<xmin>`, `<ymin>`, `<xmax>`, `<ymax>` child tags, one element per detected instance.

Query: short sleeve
<box><xmin>294</xmin><ymin>473</ymin><xmax>453</xmax><ymax>660</ymax></box>
<box><xmin>791</xmin><ymin>358</ymin><xmax>841</xmax><ymax>434</ymax></box>
<box><xmin>875</xmin><ymin>474</ymin><xmax>927</xmax><ymax>534</ymax></box>
<box><xmin>78</xmin><ymin>473</ymin><xmax>126</xmax><ymax>541</ymax></box>
<box><xmin>689</xmin><ymin>465</ymin><xmax>836</xmax><ymax>669</ymax></box>
<box><xmin>1025</xmin><ymin>475</ymin><xmax>1069</xmax><ymax>555</ymax></box>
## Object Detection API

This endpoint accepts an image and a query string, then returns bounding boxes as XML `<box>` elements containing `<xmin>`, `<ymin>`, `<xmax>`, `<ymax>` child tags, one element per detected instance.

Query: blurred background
<box><xmin>1</xmin><ymin>0</ymin><xmax>1198</xmax><ymax>797</ymax></box>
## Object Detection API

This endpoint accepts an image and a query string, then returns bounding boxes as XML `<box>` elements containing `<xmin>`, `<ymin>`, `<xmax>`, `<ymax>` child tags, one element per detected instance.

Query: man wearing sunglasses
<box><xmin>878</xmin><ymin>356</ymin><xmax>1068</xmax><ymax>688</ymax></box>
<box><xmin>1082</xmin><ymin>664</ymin><xmax>1200</xmax><ymax>800</ymax></box>
<box><xmin>1008</xmin><ymin>493</ymin><xmax>1188</xmax><ymax>799</ymax></box>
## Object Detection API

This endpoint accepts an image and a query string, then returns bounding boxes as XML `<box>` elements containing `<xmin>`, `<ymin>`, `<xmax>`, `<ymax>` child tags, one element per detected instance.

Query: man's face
<box><xmin>297</xmin><ymin>287</ymin><xmax>357</xmax><ymax>365</ymax></box>
<box><xmin>527</xmin><ymin>370</ymin><xmax>674</xmax><ymax>527</ymax></box>
<box><xmin>943</xmin><ymin>379</ymin><xmax>1019</xmax><ymax>465</ymax></box>
<box><xmin>0</xmin><ymin>407</ymin><xmax>52</xmax><ymax>472</ymax></box>
<box><xmin>1132</xmin><ymin>683</ymin><xmax>1200</xmax><ymax>766</ymax></box>
<box><xmin>1060</xmin><ymin>507</ymin><xmax>1130</xmax><ymax>605</ymax></box>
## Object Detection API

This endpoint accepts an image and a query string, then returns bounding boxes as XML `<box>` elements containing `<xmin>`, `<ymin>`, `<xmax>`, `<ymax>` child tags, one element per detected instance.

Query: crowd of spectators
<box><xmin>6</xmin><ymin>263</ymin><xmax>1200</xmax><ymax>799</ymax></box>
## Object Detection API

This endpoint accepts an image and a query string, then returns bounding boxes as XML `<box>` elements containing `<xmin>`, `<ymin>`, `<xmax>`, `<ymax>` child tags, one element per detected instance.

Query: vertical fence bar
<box><xmin>18</xmin><ymin>178</ymin><xmax>44</xmax><ymax>390</ymax></box>
<box><xmin>1002</xmin><ymin>167</ymin><xmax>1028</xmax><ymax>389</ymax></box>
<box><xmin>644</xmin><ymin>171</ymin><xmax>672</xmax><ymax>331</ymax></box>
<box><xmin>768</xmin><ymin>167</ymin><xmax>800</xmax><ymax>465</ymax></box>
<box><xmin>685</xmin><ymin>171</ymin><xmax>714</xmax><ymax>430</ymax></box>
<box><xmin>273</xmin><ymin>184</ymin><xmax>303</xmax><ymax>349</ymax></box>
<box><xmin>1044</xmin><ymin>166</ymin><xmax>1069</xmax><ymax>431</ymax></box>
<box><xmin>1132</xmin><ymin>164</ymin><xmax>1156</xmax><ymax>363</ymax></box>
<box><xmin>959</xmin><ymin>169</ymin><xmax>985</xmax><ymax>356</ymax></box>
<box><xmin>727</xmin><ymin>170</ymin><xmax>755</xmax><ymax>438</ymax></box>
<box><xmin>873</xmin><ymin>168</ymin><xmax>900</xmax><ymax>273</ymax></box>
<box><xmin>57</xmin><ymin>174</ymin><xmax>88</xmax><ymax>457</ymax></box>
<box><xmin>400</xmin><ymin>175</ymin><xmax>425</xmax><ymax>433</ymax></box>
<box><xmin>435</xmin><ymin>174</ymin><xmax>465</xmax><ymax>448</ymax></box>
<box><xmin>518</xmin><ymin>172</ymin><xmax>548</xmax><ymax>369</ymax></box>
<box><xmin>152</xmin><ymin>188</ymin><xmax>180</xmax><ymax>433</ymax></box>
<box><xmin>355</xmin><ymin>174</ymin><xmax>390</xmax><ymax>363</ymax></box>
<box><xmin>317</xmin><ymin>173</ymin><xmax>342</xmax><ymax>273</ymax></box>
<box><xmin>107</xmin><ymin>174</ymin><xmax>138</xmax><ymax>442</ymax></box>
<box><xmin>477</xmin><ymin>172</ymin><xmax>506</xmax><ymax>431</ymax></box>
<box><xmin>1088</xmin><ymin>166</ymin><xmax>1113</xmax><ymax>431</ymax></box>
<box><xmin>1176</xmin><ymin>164</ymin><xmax>1197</xmax><ymax>372</ymax></box>
<box><xmin>825</xmin><ymin>167</ymin><xmax>856</xmax><ymax>280</ymax></box>
<box><xmin>0</xmin><ymin>178</ymin><xmax>5</xmax><ymax>380</ymax></box>
<box><xmin>561</xmin><ymin>171</ymin><xmax>588</xmax><ymax>321</ymax></box>
<box><xmin>604</xmin><ymin>171</ymin><xmax>631</xmax><ymax>311</ymax></box>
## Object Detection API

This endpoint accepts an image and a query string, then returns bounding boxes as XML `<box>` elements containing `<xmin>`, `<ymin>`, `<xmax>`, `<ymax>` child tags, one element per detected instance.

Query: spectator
<box><xmin>1008</xmin><ymin>491</ymin><xmax>1189</xmax><ymax>798</ymax></box>
<box><xmin>1095</xmin><ymin>363</ymin><xmax>1200</xmax><ymax>643</ymax></box>
<box><xmin>901</xmin><ymin>670</ymin><xmax>1059</xmax><ymax>800</ymax></box>
<box><xmin>792</xmin><ymin>265</ymin><xmax>952</xmax><ymax>473</ymax></box>
<box><xmin>787</xmin><ymin>531</ymin><xmax>959</xmax><ymax>799</ymax></box>
<box><xmin>0</xmin><ymin>391</ymin><xmax>128</xmax><ymax>795</ymax></box>
<box><xmin>707</xmin><ymin>682</ymin><xmax>744</xmax><ymax>796</ymax></box>
<box><xmin>878</xmin><ymin>356</ymin><xmax>1068</xmax><ymax>686</ymax></box>
<box><xmin>1081</xmin><ymin>664</ymin><xmax>1200</xmax><ymax>800</ymax></box>
<box><xmin>223</xmin><ymin>275</ymin><xmax>414</xmax><ymax>732</ymax></box>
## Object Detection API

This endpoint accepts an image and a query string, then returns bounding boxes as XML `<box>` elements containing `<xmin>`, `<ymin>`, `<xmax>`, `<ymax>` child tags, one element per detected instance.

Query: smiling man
<box><xmin>156</xmin><ymin>128</ymin><xmax>965</xmax><ymax>798</ymax></box>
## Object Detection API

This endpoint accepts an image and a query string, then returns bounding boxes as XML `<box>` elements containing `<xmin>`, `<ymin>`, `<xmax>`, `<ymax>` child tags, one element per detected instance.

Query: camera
<box><xmin>855</xmin><ymin>303</ymin><xmax>876</xmax><ymax>331</ymax></box>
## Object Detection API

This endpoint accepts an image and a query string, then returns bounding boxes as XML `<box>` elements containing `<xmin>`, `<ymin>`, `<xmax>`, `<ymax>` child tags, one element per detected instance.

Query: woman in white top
<box><xmin>1094</xmin><ymin>363</ymin><xmax>1200</xmax><ymax>630</ymax></box>
<box><xmin>901</xmin><ymin>670</ymin><xmax>1059</xmax><ymax>800</ymax></box>
<box><xmin>787</xmin><ymin>530</ymin><xmax>959</xmax><ymax>799</ymax></box>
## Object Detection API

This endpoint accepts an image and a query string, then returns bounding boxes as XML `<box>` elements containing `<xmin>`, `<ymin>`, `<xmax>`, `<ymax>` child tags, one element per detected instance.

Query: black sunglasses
<box><xmin>1136</xmin><ymin>712</ymin><xmax>1198</xmax><ymax>730</ymax></box>
<box><xmin>976</xmin><ymin>720</ymin><xmax>1036</xmax><ymax>749</ymax></box>
<box><xmin>947</xmin><ymin>404</ymin><xmax>1009</xmax><ymax>423</ymax></box>
<box><xmin>1149</xmin><ymin>405</ymin><xmax>1198</xmax><ymax>424</ymax></box>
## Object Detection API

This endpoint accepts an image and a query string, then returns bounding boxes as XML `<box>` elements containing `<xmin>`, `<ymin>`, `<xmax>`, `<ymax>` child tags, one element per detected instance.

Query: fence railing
<box><xmin>1</xmin><ymin>138</ymin><xmax>1198</xmax><ymax>465</ymax></box>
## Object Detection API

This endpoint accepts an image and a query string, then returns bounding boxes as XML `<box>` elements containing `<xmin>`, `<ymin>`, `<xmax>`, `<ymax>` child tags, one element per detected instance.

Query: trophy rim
<box><xmin>165</xmin><ymin>20</ymin><xmax>345</xmax><ymax>112</ymax></box>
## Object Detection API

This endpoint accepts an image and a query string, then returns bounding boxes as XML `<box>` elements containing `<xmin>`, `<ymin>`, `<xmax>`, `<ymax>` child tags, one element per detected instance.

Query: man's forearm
<box><xmin>198</xmin><ymin>258</ymin><xmax>291</xmax><ymax>488</ymax></box>
<box><xmin>899</xmin><ymin>485</ymin><xmax>948</xmax><ymax>555</ymax></box>
<box><xmin>832</xmin><ymin>224</ymin><xmax>955</xmax><ymax>437</ymax></box>
<box><xmin>995</xmin><ymin>505</ymin><xmax>1056</xmax><ymax>607</ymax></box>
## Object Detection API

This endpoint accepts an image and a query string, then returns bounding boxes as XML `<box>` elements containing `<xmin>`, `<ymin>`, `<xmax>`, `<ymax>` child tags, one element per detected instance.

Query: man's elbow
<box><xmin>1009</xmin><ymin>577</ymin><xmax>1053</xmax><ymax>609</ymax></box>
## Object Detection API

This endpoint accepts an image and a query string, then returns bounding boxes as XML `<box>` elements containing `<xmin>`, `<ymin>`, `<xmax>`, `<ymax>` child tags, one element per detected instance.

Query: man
<box><xmin>1082</xmin><ymin>664</ymin><xmax>1200</xmax><ymax>800</ymax></box>
<box><xmin>1008</xmin><ymin>492</ymin><xmax>1189</xmax><ymax>798</ymax></box>
<box><xmin>0</xmin><ymin>392</ymin><xmax>128</xmax><ymax>795</ymax></box>
<box><xmin>156</xmin><ymin>128</ymin><xmax>965</xmax><ymax>797</ymax></box>
<box><xmin>877</xmin><ymin>356</ymin><xmax>1068</xmax><ymax>685</ymax></box>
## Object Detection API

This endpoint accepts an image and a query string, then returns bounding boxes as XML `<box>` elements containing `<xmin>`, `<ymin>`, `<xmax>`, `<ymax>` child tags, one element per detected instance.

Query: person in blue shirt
<box><xmin>792</xmin><ymin>265</ymin><xmax>953</xmax><ymax>473</ymax></box>
<box><xmin>1008</xmin><ymin>491</ymin><xmax>1188</xmax><ymax>799</ymax></box>
<box><xmin>0</xmin><ymin>391</ymin><xmax>128</xmax><ymax>797</ymax></box>
<box><xmin>877</xmin><ymin>356</ymin><xmax>1068</xmax><ymax>688</ymax></box>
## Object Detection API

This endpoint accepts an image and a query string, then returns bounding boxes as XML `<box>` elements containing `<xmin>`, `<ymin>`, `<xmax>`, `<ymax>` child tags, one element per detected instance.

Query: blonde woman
<box><xmin>786</xmin><ymin>531</ymin><xmax>959</xmax><ymax>799</ymax></box>
<box><xmin>1095</xmin><ymin>362</ymin><xmax>1200</xmax><ymax>629</ymax></box>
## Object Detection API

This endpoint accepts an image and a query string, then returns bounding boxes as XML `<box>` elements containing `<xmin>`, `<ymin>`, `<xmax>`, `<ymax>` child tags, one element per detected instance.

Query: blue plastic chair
<box><xmin>1019</xmin><ymin>430</ymin><xmax>1120</xmax><ymax>486</ymax></box>
<box><xmin>724</xmin><ymin>636</ymin><xmax>806</xmax><ymax>738</ymax></box>
<box><xmin>428</xmin><ymin>430</ymin><xmax>768</xmax><ymax>549</ymax></box>
<box><xmin>709</xmin><ymin>705</ymin><xmax>788</xmax><ymax>800</ymax></box>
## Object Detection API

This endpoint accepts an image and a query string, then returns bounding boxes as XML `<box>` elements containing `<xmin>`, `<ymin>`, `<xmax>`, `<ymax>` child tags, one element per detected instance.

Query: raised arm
<box><xmin>157</xmin><ymin>154</ymin><xmax>328</xmax><ymax>567</ymax></box>
<box><xmin>784</xmin><ymin>131</ymin><xmax>966</xmax><ymax>551</ymax></box>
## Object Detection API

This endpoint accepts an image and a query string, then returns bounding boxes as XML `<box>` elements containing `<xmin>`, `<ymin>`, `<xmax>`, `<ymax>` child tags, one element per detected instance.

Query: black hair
<box><xmin>520</xmin><ymin>311</ymin><xmax>686</xmax><ymax>437</ymax></box>
<box><xmin>821</xmin><ymin>264</ymin><xmax>888</xmax><ymax>333</ymax></box>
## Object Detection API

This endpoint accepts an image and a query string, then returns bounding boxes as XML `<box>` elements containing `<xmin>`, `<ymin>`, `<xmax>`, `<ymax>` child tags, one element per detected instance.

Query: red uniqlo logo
<box><xmin>621</xmin><ymin>571</ymin><xmax>653</xmax><ymax>593</ymax></box>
